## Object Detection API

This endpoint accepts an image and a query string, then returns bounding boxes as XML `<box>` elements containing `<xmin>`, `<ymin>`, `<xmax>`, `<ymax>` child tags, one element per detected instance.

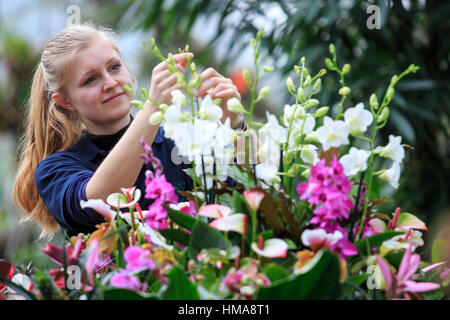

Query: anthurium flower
<box><xmin>80</xmin><ymin>199</ymin><xmax>116</xmax><ymax>222</ymax></box>
<box><xmin>140</xmin><ymin>224</ymin><xmax>174</xmax><ymax>250</ymax></box>
<box><xmin>0</xmin><ymin>260</ymin><xmax>14</xmax><ymax>294</ymax></box>
<box><xmin>339</xmin><ymin>147</ymin><xmax>371</xmax><ymax>177</ymax></box>
<box><xmin>376</xmin><ymin>244</ymin><xmax>440</xmax><ymax>299</ymax></box>
<box><xmin>343</xmin><ymin>102</ymin><xmax>373</xmax><ymax>136</ymax></box>
<box><xmin>106</xmin><ymin>187</ymin><xmax>141</xmax><ymax>209</ymax></box>
<box><xmin>243</xmin><ymin>189</ymin><xmax>265</xmax><ymax>211</ymax></box>
<box><xmin>301</xmin><ymin>229</ymin><xmax>343</xmax><ymax>252</ymax></box>
<box><xmin>251</xmin><ymin>238</ymin><xmax>288</xmax><ymax>258</ymax></box>
<box><xmin>316</xmin><ymin>116</ymin><xmax>350</xmax><ymax>151</ymax></box>
<box><xmin>374</xmin><ymin>135</ymin><xmax>405</xmax><ymax>163</ymax></box>
<box><xmin>209</xmin><ymin>213</ymin><xmax>247</xmax><ymax>235</ymax></box>
<box><xmin>199</xmin><ymin>204</ymin><xmax>232</xmax><ymax>218</ymax></box>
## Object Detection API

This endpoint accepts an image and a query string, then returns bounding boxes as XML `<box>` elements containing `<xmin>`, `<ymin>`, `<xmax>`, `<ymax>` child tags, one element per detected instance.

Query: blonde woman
<box><xmin>13</xmin><ymin>23</ymin><xmax>244</xmax><ymax>238</ymax></box>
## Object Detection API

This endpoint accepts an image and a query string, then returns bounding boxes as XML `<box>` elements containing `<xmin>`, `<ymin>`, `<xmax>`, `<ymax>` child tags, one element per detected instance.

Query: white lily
<box><xmin>339</xmin><ymin>147</ymin><xmax>371</xmax><ymax>177</ymax></box>
<box><xmin>344</xmin><ymin>102</ymin><xmax>373</xmax><ymax>136</ymax></box>
<box><xmin>316</xmin><ymin>116</ymin><xmax>350</xmax><ymax>151</ymax></box>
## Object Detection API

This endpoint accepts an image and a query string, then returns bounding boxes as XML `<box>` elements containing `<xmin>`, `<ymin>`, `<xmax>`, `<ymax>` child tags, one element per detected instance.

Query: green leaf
<box><xmin>161</xmin><ymin>265</ymin><xmax>199</xmax><ymax>300</ymax></box>
<box><xmin>263</xmin><ymin>263</ymin><xmax>290</xmax><ymax>284</ymax></box>
<box><xmin>346</xmin><ymin>273</ymin><xmax>371</xmax><ymax>286</ymax></box>
<box><xmin>385</xmin><ymin>251</ymin><xmax>405</xmax><ymax>268</ymax></box>
<box><xmin>188</xmin><ymin>220</ymin><xmax>226</xmax><ymax>261</ymax></box>
<box><xmin>0</xmin><ymin>273</ymin><xmax>37</xmax><ymax>300</ymax></box>
<box><xmin>159</xmin><ymin>228</ymin><xmax>190</xmax><ymax>246</ymax></box>
<box><xmin>227</xmin><ymin>165</ymin><xmax>253</xmax><ymax>190</ymax></box>
<box><xmin>255</xmin><ymin>250</ymin><xmax>341</xmax><ymax>299</ymax></box>
<box><xmin>163</xmin><ymin>204</ymin><xmax>197</xmax><ymax>231</ymax></box>
<box><xmin>102</xmin><ymin>288</ymin><xmax>159</xmax><ymax>300</ymax></box>
<box><xmin>432</xmin><ymin>238</ymin><xmax>447</xmax><ymax>265</ymax></box>
<box><xmin>355</xmin><ymin>231</ymin><xmax>404</xmax><ymax>254</ymax></box>
<box><xmin>396</xmin><ymin>212</ymin><xmax>428</xmax><ymax>231</ymax></box>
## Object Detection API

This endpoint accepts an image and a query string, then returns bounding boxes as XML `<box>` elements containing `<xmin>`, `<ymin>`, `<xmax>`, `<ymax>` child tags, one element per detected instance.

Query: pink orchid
<box><xmin>106</xmin><ymin>187</ymin><xmax>141</xmax><ymax>209</ymax></box>
<box><xmin>179</xmin><ymin>200</ymin><xmax>197</xmax><ymax>217</ymax></box>
<box><xmin>140</xmin><ymin>135</ymin><xmax>162</xmax><ymax>172</ymax></box>
<box><xmin>243</xmin><ymin>190</ymin><xmax>265</xmax><ymax>211</ymax></box>
<box><xmin>144</xmin><ymin>200</ymin><xmax>168</xmax><ymax>230</ymax></box>
<box><xmin>144</xmin><ymin>171</ymin><xmax>178</xmax><ymax>204</ymax></box>
<box><xmin>80</xmin><ymin>199</ymin><xmax>117</xmax><ymax>222</ymax></box>
<box><xmin>377</xmin><ymin>244</ymin><xmax>441</xmax><ymax>299</ymax></box>
<box><xmin>251</xmin><ymin>237</ymin><xmax>288</xmax><ymax>258</ymax></box>
<box><xmin>110</xmin><ymin>271</ymin><xmax>142</xmax><ymax>291</ymax></box>
<box><xmin>124</xmin><ymin>246</ymin><xmax>155</xmax><ymax>272</ymax></box>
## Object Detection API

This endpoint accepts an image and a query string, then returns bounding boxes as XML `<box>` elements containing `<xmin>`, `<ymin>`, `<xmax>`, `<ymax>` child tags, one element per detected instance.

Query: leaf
<box><xmin>346</xmin><ymin>273</ymin><xmax>371</xmax><ymax>286</ymax></box>
<box><xmin>159</xmin><ymin>228</ymin><xmax>190</xmax><ymax>246</ymax></box>
<box><xmin>259</xmin><ymin>191</ymin><xmax>285</xmax><ymax>234</ymax></box>
<box><xmin>0</xmin><ymin>273</ymin><xmax>37</xmax><ymax>300</ymax></box>
<box><xmin>227</xmin><ymin>165</ymin><xmax>253</xmax><ymax>190</ymax></box>
<box><xmin>355</xmin><ymin>231</ymin><xmax>404</xmax><ymax>254</ymax></box>
<box><xmin>278</xmin><ymin>193</ymin><xmax>302</xmax><ymax>244</ymax></box>
<box><xmin>164</xmin><ymin>204</ymin><xmax>197</xmax><ymax>230</ymax></box>
<box><xmin>390</xmin><ymin>109</ymin><xmax>416</xmax><ymax>144</ymax></box>
<box><xmin>255</xmin><ymin>250</ymin><xmax>341</xmax><ymax>300</ymax></box>
<box><xmin>102</xmin><ymin>288</ymin><xmax>159</xmax><ymax>300</ymax></box>
<box><xmin>161</xmin><ymin>265</ymin><xmax>199</xmax><ymax>300</ymax></box>
<box><xmin>188</xmin><ymin>220</ymin><xmax>226</xmax><ymax>261</ymax></box>
<box><xmin>432</xmin><ymin>238</ymin><xmax>447</xmax><ymax>265</ymax></box>
<box><xmin>396</xmin><ymin>212</ymin><xmax>428</xmax><ymax>231</ymax></box>
<box><xmin>263</xmin><ymin>263</ymin><xmax>290</xmax><ymax>284</ymax></box>
<box><xmin>385</xmin><ymin>251</ymin><xmax>405</xmax><ymax>268</ymax></box>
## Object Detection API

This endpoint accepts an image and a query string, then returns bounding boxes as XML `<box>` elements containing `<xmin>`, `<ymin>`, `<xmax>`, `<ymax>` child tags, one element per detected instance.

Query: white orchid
<box><xmin>300</xmin><ymin>144</ymin><xmax>319</xmax><ymax>165</ymax></box>
<box><xmin>171</xmin><ymin>89</ymin><xmax>187</xmax><ymax>107</ymax></box>
<box><xmin>255</xmin><ymin>163</ymin><xmax>281</xmax><ymax>189</ymax></box>
<box><xmin>374</xmin><ymin>135</ymin><xmax>405</xmax><ymax>163</ymax></box>
<box><xmin>214</xmin><ymin>118</ymin><xmax>236</xmax><ymax>165</ymax></box>
<box><xmin>176</xmin><ymin>119</ymin><xmax>217</xmax><ymax>162</ymax></box>
<box><xmin>198</xmin><ymin>95</ymin><xmax>223</xmax><ymax>122</ymax></box>
<box><xmin>379</xmin><ymin>161</ymin><xmax>401</xmax><ymax>189</ymax></box>
<box><xmin>339</xmin><ymin>147</ymin><xmax>371</xmax><ymax>177</ymax></box>
<box><xmin>316</xmin><ymin>116</ymin><xmax>350</xmax><ymax>151</ymax></box>
<box><xmin>344</xmin><ymin>102</ymin><xmax>373</xmax><ymax>136</ymax></box>
<box><xmin>259</xmin><ymin>111</ymin><xmax>288</xmax><ymax>145</ymax></box>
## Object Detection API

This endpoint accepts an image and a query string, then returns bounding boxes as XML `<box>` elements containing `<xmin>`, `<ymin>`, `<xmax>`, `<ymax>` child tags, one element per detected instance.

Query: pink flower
<box><xmin>199</xmin><ymin>204</ymin><xmax>247</xmax><ymax>235</ymax></box>
<box><xmin>377</xmin><ymin>244</ymin><xmax>441</xmax><ymax>299</ymax></box>
<box><xmin>144</xmin><ymin>200</ymin><xmax>168</xmax><ymax>230</ymax></box>
<box><xmin>110</xmin><ymin>271</ymin><xmax>142</xmax><ymax>291</ymax></box>
<box><xmin>144</xmin><ymin>171</ymin><xmax>178</xmax><ymax>204</ymax></box>
<box><xmin>42</xmin><ymin>236</ymin><xmax>85</xmax><ymax>267</ymax></box>
<box><xmin>301</xmin><ymin>229</ymin><xmax>343</xmax><ymax>252</ymax></box>
<box><xmin>140</xmin><ymin>135</ymin><xmax>162</xmax><ymax>171</ymax></box>
<box><xmin>124</xmin><ymin>246</ymin><xmax>155</xmax><ymax>272</ymax></box>
<box><xmin>180</xmin><ymin>200</ymin><xmax>197</xmax><ymax>217</ymax></box>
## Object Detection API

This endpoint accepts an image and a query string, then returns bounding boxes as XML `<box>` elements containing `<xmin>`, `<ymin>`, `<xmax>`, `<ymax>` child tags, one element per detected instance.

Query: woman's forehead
<box><xmin>72</xmin><ymin>38</ymin><xmax>121</xmax><ymax>72</ymax></box>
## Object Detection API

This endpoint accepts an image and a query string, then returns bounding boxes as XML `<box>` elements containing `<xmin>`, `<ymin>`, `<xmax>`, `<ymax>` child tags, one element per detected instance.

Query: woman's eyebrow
<box><xmin>79</xmin><ymin>57</ymin><xmax>119</xmax><ymax>82</ymax></box>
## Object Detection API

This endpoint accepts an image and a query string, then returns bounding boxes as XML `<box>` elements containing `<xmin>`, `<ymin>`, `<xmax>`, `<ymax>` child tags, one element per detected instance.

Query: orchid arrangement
<box><xmin>1</xmin><ymin>29</ymin><xmax>449</xmax><ymax>300</ymax></box>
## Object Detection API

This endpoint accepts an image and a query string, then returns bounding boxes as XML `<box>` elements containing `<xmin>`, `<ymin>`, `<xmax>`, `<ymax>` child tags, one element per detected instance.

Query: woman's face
<box><xmin>62</xmin><ymin>36</ymin><xmax>133</xmax><ymax>134</ymax></box>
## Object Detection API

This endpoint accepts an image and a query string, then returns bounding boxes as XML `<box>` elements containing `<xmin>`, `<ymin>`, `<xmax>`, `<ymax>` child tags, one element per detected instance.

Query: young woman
<box><xmin>13</xmin><ymin>23</ymin><xmax>245</xmax><ymax>238</ymax></box>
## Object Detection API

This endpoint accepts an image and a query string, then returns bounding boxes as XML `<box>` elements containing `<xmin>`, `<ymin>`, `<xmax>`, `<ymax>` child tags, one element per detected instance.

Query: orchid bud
<box><xmin>301</xmin><ymin>168</ymin><xmax>311</xmax><ymax>178</ymax></box>
<box><xmin>213</xmin><ymin>98</ymin><xmax>222</xmax><ymax>106</ymax></box>
<box><xmin>304</xmin><ymin>75</ymin><xmax>312</xmax><ymax>87</ymax></box>
<box><xmin>390</xmin><ymin>75</ymin><xmax>398</xmax><ymax>85</ymax></box>
<box><xmin>313</xmin><ymin>78</ymin><xmax>321</xmax><ymax>91</ymax></box>
<box><xmin>329</xmin><ymin>44</ymin><xmax>336</xmax><ymax>56</ymax></box>
<box><xmin>149</xmin><ymin>111</ymin><xmax>163</xmax><ymax>125</ymax></box>
<box><xmin>262</xmin><ymin>66</ymin><xmax>274</xmax><ymax>73</ymax></box>
<box><xmin>319</xmin><ymin>69</ymin><xmax>327</xmax><ymax>76</ymax></box>
<box><xmin>300</xmin><ymin>56</ymin><xmax>306</xmax><ymax>65</ymax></box>
<box><xmin>123</xmin><ymin>84</ymin><xmax>133</xmax><ymax>94</ymax></box>
<box><xmin>287</xmin><ymin>163</ymin><xmax>300</xmax><ymax>176</ymax></box>
<box><xmin>227</xmin><ymin>97</ymin><xmax>247</xmax><ymax>114</ymax></box>
<box><xmin>294</xmin><ymin>65</ymin><xmax>301</xmax><ymax>74</ymax></box>
<box><xmin>297</xmin><ymin>87</ymin><xmax>306</xmax><ymax>100</ymax></box>
<box><xmin>387</xmin><ymin>87</ymin><xmax>395</xmax><ymax>101</ymax></box>
<box><xmin>305</xmin><ymin>99</ymin><xmax>319</xmax><ymax>109</ymax></box>
<box><xmin>303</xmin><ymin>68</ymin><xmax>309</xmax><ymax>78</ymax></box>
<box><xmin>377</xmin><ymin>107</ymin><xmax>390</xmax><ymax>123</ymax></box>
<box><xmin>257</xmin><ymin>86</ymin><xmax>270</xmax><ymax>100</ymax></box>
<box><xmin>339</xmin><ymin>86</ymin><xmax>351</xmax><ymax>96</ymax></box>
<box><xmin>131</xmin><ymin>100</ymin><xmax>144</xmax><ymax>110</ymax></box>
<box><xmin>342</xmin><ymin>64</ymin><xmax>351</xmax><ymax>74</ymax></box>
<box><xmin>314</xmin><ymin>106</ymin><xmax>329</xmax><ymax>118</ymax></box>
<box><xmin>159</xmin><ymin>103</ymin><xmax>168</xmax><ymax>112</ymax></box>
<box><xmin>286</xmin><ymin>77</ymin><xmax>295</xmax><ymax>92</ymax></box>
<box><xmin>190</xmin><ymin>62</ymin><xmax>196</xmax><ymax>72</ymax></box>
<box><xmin>242</xmin><ymin>68</ymin><xmax>252</xmax><ymax>87</ymax></box>
<box><xmin>325</xmin><ymin>58</ymin><xmax>334</xmax><ymax>70</ymax></box>
<box><xmin>370</xmin><ymin>93</ymin><xmax>379</xmax><ymax>110</ymax></box>
<box><xmin>140</xmin><ymin>87</ymin><xmax>149</xmax><ymax>99</ymax></box>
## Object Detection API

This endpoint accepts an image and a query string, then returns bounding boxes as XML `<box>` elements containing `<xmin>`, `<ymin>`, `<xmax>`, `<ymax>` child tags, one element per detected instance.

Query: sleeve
<box><xmin>35</xmin><ymin>153</ymin><xmax>105</xmax><ymax>235</ymax></box>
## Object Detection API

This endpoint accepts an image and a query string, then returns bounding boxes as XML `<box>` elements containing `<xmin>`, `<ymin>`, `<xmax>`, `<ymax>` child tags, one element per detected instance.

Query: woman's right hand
<box><xmin>147</xmin><ymin>52</ymin><xmax>193</xmax><ymax>106</ymax></box>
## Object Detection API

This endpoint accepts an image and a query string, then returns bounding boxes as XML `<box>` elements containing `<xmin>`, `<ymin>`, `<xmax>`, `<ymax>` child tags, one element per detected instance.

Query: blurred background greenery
<box><xmin>0</xmin><ymin>0</ymin><xmax>448</xmax><ymax>268</ymax></box>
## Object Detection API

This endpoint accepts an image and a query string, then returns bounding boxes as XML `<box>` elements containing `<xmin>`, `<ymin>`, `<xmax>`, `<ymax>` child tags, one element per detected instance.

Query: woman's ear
<box><xmin>52</xmin><ymin>93</ymin><xmax>75</xmax><ymax>111</ymax></box>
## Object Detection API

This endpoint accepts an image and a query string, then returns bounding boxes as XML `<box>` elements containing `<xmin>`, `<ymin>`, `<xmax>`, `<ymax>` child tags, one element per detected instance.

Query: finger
<box><xmin>195</xmin><ymin>77</ymin><xmax>233</xmax><ymax>98</ymax></box>
<box><xmin>198</xmin><ymin>67</ymin><xmax>222</xmax><ymax>81</ymax></box>
<box><xmin>162</xmin><ymin>82</ymin><xmax>186</xmax><ymax>98</ymax></box>
<box><xmin>214</xmin><ymin>88</ymin><xmax>241</xmax><ymax>100</ymax></box>
<box><xmin>158</xmin><ymin>73</ymin><xmax>179</xmax><ymax>91</ymax></box>
<box><xmin>171</xmin><ymin>52</ymin><xmax>194</xmax><ymax>64</ymax></box>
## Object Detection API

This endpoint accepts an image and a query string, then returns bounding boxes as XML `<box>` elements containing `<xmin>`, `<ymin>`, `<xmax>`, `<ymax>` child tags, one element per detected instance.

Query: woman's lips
<box><xmin>103</xmin><ymin>92</ymin><xmax>125</xmax><ymax>103</ymax></box>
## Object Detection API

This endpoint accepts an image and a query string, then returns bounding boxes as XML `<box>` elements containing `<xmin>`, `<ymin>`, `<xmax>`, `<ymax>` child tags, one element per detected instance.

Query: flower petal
<box><xmin>106</xmin><ymin>189</ymin><xmax>141</xmax><ymax>209</ymax></box>
<box><xmin>422</xmin><ymin>262</ymin><xmax>448</xmax><ymax>273</ymax></box>
<box><xmin>376</xmin><ymin>255</ymin><xmax>393</xmax><ymax>293</ymax></box>
<box><xmin>251</xmin><ymin>238</ymin><xmax>288</xmax><ymax>258</ymax></box>
<box><xmin>80</xmin><ymin>199</ymin><xmax>117</xmax><ymax>222</ymax></box>
<box><xmin>209</xmin><ymin>214</ymin><xmax>247</xmax><ymax>235</ymax></box>
<box><xmin>243</xmin><ymin>190</ymin><xmax>265</xmax><ymax>211</ymax></box>
<box><xmin>403</xmin><ymin>280</ymin><xmax>440</xmax><ymax>293</ymax></box>
<box><xmin>198</xmin><ymin>204</ymin><xmax>232</xmax><ymax>218</ymax></box>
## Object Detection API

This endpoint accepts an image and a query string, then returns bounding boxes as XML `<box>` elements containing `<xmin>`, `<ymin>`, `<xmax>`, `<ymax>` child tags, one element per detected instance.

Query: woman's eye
<box><xmin>111</xmin><ymin>63</ymin><xmax>121</xmax><ymax>71</ymax></box>
<box><xmin>84</xmin><ymin>76</ymin><xmax>96</xmax><ymax>85</ymax></box>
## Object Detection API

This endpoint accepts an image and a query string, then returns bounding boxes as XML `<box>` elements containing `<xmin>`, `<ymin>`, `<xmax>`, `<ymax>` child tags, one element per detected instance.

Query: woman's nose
<box><xmin>103</xmin><ymin>72</ymin><xmax>119</xmax><ymax>91</ymax></box>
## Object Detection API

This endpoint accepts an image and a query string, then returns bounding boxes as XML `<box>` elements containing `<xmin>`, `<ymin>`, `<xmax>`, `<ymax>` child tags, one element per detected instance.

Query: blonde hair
<box><xmin>13</xmin><ymin>23</ymin><xmax>123</xmax><ymax>238</ymax></box>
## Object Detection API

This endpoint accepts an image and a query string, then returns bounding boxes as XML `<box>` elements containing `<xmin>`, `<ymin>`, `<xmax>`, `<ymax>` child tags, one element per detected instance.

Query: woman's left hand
<box><xmin>194</xmin><ymin>67</ymin><xmax>242</xmax><ymax>128</ymax></box>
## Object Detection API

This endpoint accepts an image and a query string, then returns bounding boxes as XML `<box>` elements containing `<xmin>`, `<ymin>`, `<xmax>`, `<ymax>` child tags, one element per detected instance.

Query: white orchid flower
<box><xmin>316</xmin><ymin>116</ymin><xmax>350</xmax><ymax>151</ymax></box>
<box><xmin>344</xmin><ymin>102</ymin><xmax>374</xmax><ymax>136</ymax></box>
<box><xmin>255</xmin><ymin>163</ymin><xmax>281</xmax><ymax>189</ymax></box>
<box><xmin>300</xmin><ymin>144</ymin><xmax>319</xmax><ymax>165</ymax></box>
<box><xmin>171</xmin><ymin>89</ymin><xmax>187</xmax><ymax>107</ymax></box>
<box><xmin>198</xmin><ymin>95</ymin><xmax>223</xmax><ymax>122</ymax></box>
<box><xmin>374</xmin><ymin>135</ymin><xmax>405</xmax><ymax>163</ymax></box>
<box><xmin>380</xmin><ymin>161</ymin><xmax>401</xmax><ymax>189</ymax></box>
<box><xmin>339</xmin><ymin>147</ymin><xmax>371</xmax><ymax>177</ymax></box>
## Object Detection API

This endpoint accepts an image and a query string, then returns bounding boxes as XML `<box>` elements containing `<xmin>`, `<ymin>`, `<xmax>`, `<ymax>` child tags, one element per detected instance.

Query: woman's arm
<box><xmin>85</xmin><ymin>53</ymin><xmax>192</xmax><ymax>201</ymax></box>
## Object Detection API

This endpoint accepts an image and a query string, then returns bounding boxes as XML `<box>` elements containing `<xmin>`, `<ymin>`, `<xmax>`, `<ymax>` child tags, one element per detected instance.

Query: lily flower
<box><xmin>243</xmin><ymin>189</ymin><xmax>265</xmax><ymax>211</ymax></box>
<box><xmin>251</xmin><ymin>237</ymin><xmax>288</xmax><ymax>258</ymax></box>
<box><xmin>376</xmin><ymin>244</ymin><xmax>440</xmax><ymax>299</ymax></box>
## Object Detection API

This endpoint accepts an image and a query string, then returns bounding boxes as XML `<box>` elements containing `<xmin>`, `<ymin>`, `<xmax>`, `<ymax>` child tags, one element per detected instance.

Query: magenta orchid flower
<box><xmin>251</xmin><ymin>237</ymin><xmax>288</xmax><ymax>258</ymax></box>
<box><xmin>243</xmin><ymin>190</ymin><xmax>265</xmax><ymax>211</ymax></box>
<box><xmin>124</xmin><ymin>246</ymin><xmax>155</xmax><ymax>273</ymax></box>
<box><xmin>110</xmin><ymin>271</ymin><xmax>142</xmax><ymax>291</ymax></box>
<box><xmin>376</xmin><ymin>244</ymin><xmax>440</xmax><ymax>299</ymax></box>
<box><xmin>80</xmin><ymin>199</ymin><xmax>117</xmax><ymax>222</ymax></box>
<box><xmin>106</xmin><ymin>187</ymin><xmax>141</xmax><ymax>209</ymax></box>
